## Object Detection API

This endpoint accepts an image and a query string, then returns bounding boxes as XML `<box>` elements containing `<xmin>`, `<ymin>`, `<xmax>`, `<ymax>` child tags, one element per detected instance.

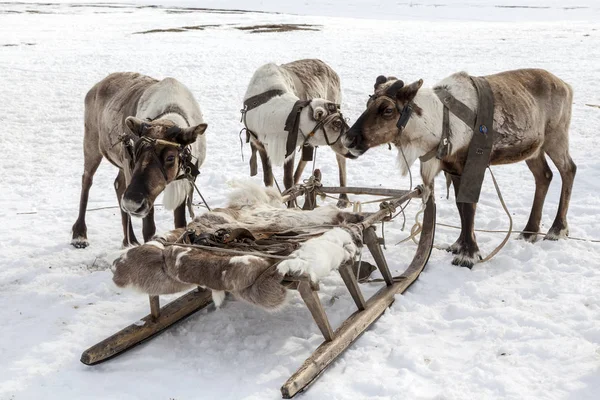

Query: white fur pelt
<box><xmin>192</xmin><ymin>180</ymin><xmax>343</xmax><ymax>232</ymax></box>
<box><xmin>277</xmin><ymin>228</ymin><xmax>358</xmax><ymax>282</ymax></box>
<box><xmin>137</xmin><ymin>77</ymin><xmax>207</xmax><ymax>210</ymax></box>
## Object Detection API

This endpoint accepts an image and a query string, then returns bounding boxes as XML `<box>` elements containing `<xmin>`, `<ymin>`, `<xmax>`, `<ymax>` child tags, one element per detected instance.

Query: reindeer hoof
<box><xmin>451</xmin><ymin>251</ymin><xmax>480</xmax><ymax>269</ymax></box>
<box><xmin>71</xmin><ymin>237</ymin><xmax>89</xmax><ymax>249</ymax></box>
<box><xmin>517</xmin><ymin>232</ymin><xmax>539</xmax><ymax>242</ymax></box>
<box><xmin>337</xmin><ymin>194</ymin><xmax>350</xmax><ymax>209</ymax></box>
<box><xmin>544</xmin><ymin>226</ymin><xmax>569</xmax><ymax>241</ymax></box>
<box><xmin>122</xmin><ymin>239</ymin><xmax>140</xmax><ymax>248</ymax></box>
<box><xmin>336</xmin><ymin>199</ymin><xmax>350</xmax><ymax>208</ymax></box>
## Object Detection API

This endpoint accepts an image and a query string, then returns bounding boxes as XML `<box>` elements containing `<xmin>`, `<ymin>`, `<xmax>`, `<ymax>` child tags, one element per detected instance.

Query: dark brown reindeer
<box><xmin>72</xmin><ymin>72</ymin><xmax>207</xmax><ymax>248</ymax></box>
<box><xmin>342</xmin><ymin>69</ymin><xmax>576</xmax><ymax>267</ymax></box>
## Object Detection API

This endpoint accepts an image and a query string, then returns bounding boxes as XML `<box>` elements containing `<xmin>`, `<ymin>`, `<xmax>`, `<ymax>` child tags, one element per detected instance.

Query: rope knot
<box><xmin>379</xmin><ymin>201</ymin><xmax>396</xmax><ymax>219</ymax></box>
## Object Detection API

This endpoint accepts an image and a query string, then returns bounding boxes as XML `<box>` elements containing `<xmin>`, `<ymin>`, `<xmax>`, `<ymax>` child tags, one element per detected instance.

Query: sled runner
<box><xmin>80</xmin><ymin>176</ymin><xmax>436</xmax><ymax>398</ymax></box>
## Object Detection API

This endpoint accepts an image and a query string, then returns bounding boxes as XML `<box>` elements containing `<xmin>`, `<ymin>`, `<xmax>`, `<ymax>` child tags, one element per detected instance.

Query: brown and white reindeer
<box><xmin>71</xmin><ymin>72</ymin><xmax>207</xmax><ymax>248</ymax></box>
<box><xmin>242</xmin><ymin>59</ymin><xmax>355</xmax><ymax>207</ymax></box>
<box><xmin>342</xmin><ymin>69</ymin><xmax>576</xmax><ymax>267</ymax></box>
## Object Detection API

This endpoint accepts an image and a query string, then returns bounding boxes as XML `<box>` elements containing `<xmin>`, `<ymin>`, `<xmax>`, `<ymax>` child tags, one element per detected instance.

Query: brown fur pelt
<box><xmin>112</xmin><ymin>242</ymin><xmax>287</xmax><ymax>309</ymax></box>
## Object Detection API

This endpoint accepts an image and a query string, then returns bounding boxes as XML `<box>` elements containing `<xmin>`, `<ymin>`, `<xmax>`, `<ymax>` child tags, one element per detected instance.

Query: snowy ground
<box><xmin>1</xmin><ymin>1</ymin><xmax>600</xmax><ymax>399</ymax></box>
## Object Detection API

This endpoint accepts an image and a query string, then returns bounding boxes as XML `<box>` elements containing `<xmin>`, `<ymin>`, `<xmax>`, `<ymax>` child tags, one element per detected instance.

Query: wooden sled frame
<box><xmin>80</xmin><ymin>183</ymin><xmax>436</xmax><ymax>398</ymax></box>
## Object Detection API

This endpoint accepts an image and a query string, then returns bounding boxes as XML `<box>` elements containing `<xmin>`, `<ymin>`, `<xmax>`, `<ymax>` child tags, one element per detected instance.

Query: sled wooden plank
<box><xmin>338</xmin><ymin>262</ymin><xmax>366</xmax><ymax>311</ymax></box>
<box><xmin>320</xmin><ymin>187</ymin><xmax>410</xmax><ymax>197</ymax></box>
<box><xmin>282</xmin><ymin>185</ymin><xmax>414</xmax><ymax>204</ymax></box>
<box><xmin>298</xmin><ymin>281</ymin><xmax>334</xmax><ymax>342</ymax></box>
<box><xmin>281</xmin><ymin>196</ymin><xmax>435</xmax><ymax>399</ymax></box>
<box><xmin>81</xmin><ymin>288</ymin><xmax>213</xmax><ymax>366</ymax></box>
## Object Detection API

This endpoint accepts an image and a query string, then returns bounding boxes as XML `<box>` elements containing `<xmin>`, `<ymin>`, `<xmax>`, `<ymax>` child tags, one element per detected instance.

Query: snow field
<box><xmin>0</xmin><ymin>2</ymin><xmax>599</xmax><ymax>399</ymax></box>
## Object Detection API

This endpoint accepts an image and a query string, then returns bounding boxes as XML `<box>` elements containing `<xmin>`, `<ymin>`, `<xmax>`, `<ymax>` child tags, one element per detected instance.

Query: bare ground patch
<box><xmin>1</xmin><ymin>42</ymin><xmax>35</xmax><ymax>47</ymax></box>
<box><xmin>235</xmin><ymin>24</ymin><xmax>321</xmax><ymax>33</ymax></box>
<box><xmin>133</xmin><ymin>24</ymin><xmax>224</xmax><ymax>34</ymax></box>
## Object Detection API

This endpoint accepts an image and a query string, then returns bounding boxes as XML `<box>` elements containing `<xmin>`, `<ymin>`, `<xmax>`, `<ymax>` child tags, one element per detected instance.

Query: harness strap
<box><xmin>284</xmin><ymin>99</ymin><xmax>311</xmax><ymax>158</ymax></box>
<box><xmin>243</xmin><ymin>89</ymin><xmax>286</xmax><ymax>112</ymax></box>
<box><xmin>434</xmin><ymin>88</ymin><xmax>476</xmax><ymax>129</ymax></box>
<box><xmin>456</xmin><ymin>76</ymin><xmax>497</xmax><ymax>203</ymax></box>
<box><xmin>419</xmin><ymin>85</ymin><xmax>478</xmax><ymax>163</ymax></box>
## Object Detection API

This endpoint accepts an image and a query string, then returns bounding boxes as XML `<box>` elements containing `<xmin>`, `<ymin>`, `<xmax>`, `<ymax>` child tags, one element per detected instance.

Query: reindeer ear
<box><xmin>384</xmin><ymin>80</ymin><xmax>405</xmax><ymax>97</ymax></box>
<box><xmin>395</xmin><ymin>79</ymin><xmax>423</xmax><ymax>103</ymax></box>
<box><xmin>374</xmin><ymin>75</ymin><xmax>387</xmax><ymax>90</ymax></box>
<box><xmin>176</xmin><ymin>123</ymin><xmax>207</xmax><ymax>145</ymax></box>
<box><xmin>125</xmin><ymin>116</ymin><xmax>145</xmax><ymax>136</ymax></box>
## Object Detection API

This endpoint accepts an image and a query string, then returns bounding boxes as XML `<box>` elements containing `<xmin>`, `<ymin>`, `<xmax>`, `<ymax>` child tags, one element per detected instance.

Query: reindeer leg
<box><xmin>72</xmin><ymin>126</ymin><xmax>103</xmax><ymax>248</ymax></box>
<box><xmin>114</xmin><ymin>170</ymin><xmax>139</xmax><ymax>247</ymax></box>
<box><xmin>174</xmin><ymin>200</ymin><xmax>187</xmax><ymax>229</ymax></box>
<box><xmin>142</xmin><ymin>206</ymin><xmax>156</xmax><ymax>243</ymax></box>
<box><xmin>335</xmin><ymin>153</ymin><xmax>349</xmax><ymax>208</ymax></box>
<box><xmin>545</xmin><ymin>148</ymin><xmax>576</xmax><ymax>240</ymax></box>
<box><xmin>256</xmin><ymin>142</ymin><xmax>274</xmax><ymax>187</ymax></box>
<box><xmin>452</xmin><ymin>202</ymin><xmax>480</xmax><ymax>268</ymax></box>
<box><xmin>283</xmin><ymin>152</ymin><xmax>296</xmax><ymax>191</ymax></box>
<box><xmin>249</xmin><ymin>141</ymin><xmax>258</xmax><ymax>177</ymax></box>
<box><xmin>284</xmin><ymin>152</ymin><xmax>296</xmax><ymax>208</ymax></box>
<box><xmin>519</xmin><ymin>153</ymin><xmax>553</xmax><ymax>242</ymax></box>
<box><xmin>447</xmin><ymin>175</ymin><xmax>465</xmax><ymax>254</ymax></box>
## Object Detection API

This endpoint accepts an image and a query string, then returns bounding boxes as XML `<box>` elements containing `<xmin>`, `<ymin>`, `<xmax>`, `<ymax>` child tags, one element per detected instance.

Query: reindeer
<box><xmin>342</xmin><ymin>69</ymin><xmax>576</xmax><ymax>267</ymax></box>
<box><xmin>242</xmin><ymin>59</ymin><xmax>354</xmax><ymax>207</ymax></box>
<box><xmin>71</xmin><ymin>72</ymin><xmax>207</xmax><ymax>248</ymax></box>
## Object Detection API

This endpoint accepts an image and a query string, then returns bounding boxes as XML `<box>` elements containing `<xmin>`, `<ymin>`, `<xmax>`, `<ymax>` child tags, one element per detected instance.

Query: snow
<box><xmin>12</xmin><ymin>0</ymin><xmax>600</xmax><ymax>22</ymax></box>
<box><xmin>1</xmin><ymin>1</ymin><xmax>599</xmax><ymax>399</ymax></box>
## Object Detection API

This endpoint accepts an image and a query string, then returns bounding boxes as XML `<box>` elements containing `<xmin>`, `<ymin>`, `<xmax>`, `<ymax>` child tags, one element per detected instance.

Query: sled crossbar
<box><xmin>320</xmin><ymin>186</ymin><xmax>410</xmax><ymax>197</ymax></box>
<box><xmin>80</xmin><ymin>185</ymin><xmax>436</xmax><ymax>398</ymax></box>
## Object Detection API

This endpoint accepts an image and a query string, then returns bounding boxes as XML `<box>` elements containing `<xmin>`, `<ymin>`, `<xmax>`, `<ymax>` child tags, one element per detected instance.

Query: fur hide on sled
<box><xmin>111</xmin><ymin>182</ymin><xmax>363</xmax><ymax>309</ymax></box>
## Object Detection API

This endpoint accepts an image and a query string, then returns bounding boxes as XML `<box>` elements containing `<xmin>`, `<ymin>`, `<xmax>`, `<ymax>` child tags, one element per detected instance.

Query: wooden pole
<box><xmin>149</xmin><ymin>295</ymin><xmax>160</xmax><ymax>320</ymax></box>
<box><xmin>297</xmin><ymin>281</ymin><xmax>334</xmax><ymax>342</ymax></box>
<box><xmin>338</xmin><ymin>262</ymin><xmax>366</xmax><ymax>311</ymax></box>
<box><xmin>81</xmin><ymin>288</ymin><xmax>213</xmax><ymax>366</ymax></box>
<box><xmin>280</xmin><ymin>196</ymin><xmax>435</xmax><ymax>398</ymax></box>
<box><xmin>363</xmin><ymin>227</ymin><xmax>394</xmax><ymax>286</ymax></box>
<box><xmin>320</xmin><ymin>186</ymin><xmax>411</xmax><ymax>197</ymax></box>
<box><xmin>281</xmin><ymin>182</ymin><xmax>418</xmax><ymax>205</ymax></box>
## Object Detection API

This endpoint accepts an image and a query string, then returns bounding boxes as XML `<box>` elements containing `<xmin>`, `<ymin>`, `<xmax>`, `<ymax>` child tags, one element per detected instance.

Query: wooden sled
<box><xmin>81</xmin><ymin>181</ymin><xmax>436</xmax><ymax>398</ymax></box>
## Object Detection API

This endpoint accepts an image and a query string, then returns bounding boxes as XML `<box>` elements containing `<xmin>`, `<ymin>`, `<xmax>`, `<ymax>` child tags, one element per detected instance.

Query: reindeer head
<box><xmin>120</xmin><ymin>116</ymin><xmax>207</xmax><ymax>218</ymax></box>
<box><xmin>342</xmin><ymin>75</ymin><xmax>423</xmax><ymax>158</ymax></box>
<box><xmin>299</xmin><ymin>99</ymin><xmax>354</xmax><ymax>157</ymax></box>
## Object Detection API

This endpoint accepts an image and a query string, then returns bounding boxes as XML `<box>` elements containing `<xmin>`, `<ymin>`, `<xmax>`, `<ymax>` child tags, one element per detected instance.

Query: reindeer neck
<box><xmin>393</xmin><ymin>88</ymin><xmax>446</xmax><ymax>188</ymax></box>
<box><xmin>405</xmin><ymin>88</ymin><xmax>444</xmax><ymax>140</ymax></box>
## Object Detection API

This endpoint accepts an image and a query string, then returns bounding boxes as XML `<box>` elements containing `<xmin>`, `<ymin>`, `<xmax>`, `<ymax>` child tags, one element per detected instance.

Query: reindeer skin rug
<box><xmin>111</xmin><ymin>181</ymin><xmax>362</xmax><ymax>309</ymax></box>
